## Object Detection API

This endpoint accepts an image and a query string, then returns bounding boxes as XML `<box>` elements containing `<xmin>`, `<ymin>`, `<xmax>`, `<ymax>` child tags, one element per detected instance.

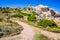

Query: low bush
<box><xmin>38</xmin><ymin>19</ymin><xmax>57</xmax><ymax>28</ymax></box>
<box><xmin>2</xmin><ymin>10</ymin><xmax>11</xmax><ymax>13</ymax></box>
<box><xmin>49</xmin><ymin>28</ymin><xmax>60</xmax><ymax>33</ymax></box>
<box><xmin>21</xmin><ymin>13</ymin><xmax>30</xmax><ymax>16</ymax></box>
<box><xmin>0</xmin><ymin>33</ymin><xmax>4</xmax><ymax>38</ymax></box>
<box><xmin>0</xmin><ymin>18</ymin><xmax>3</xmax><ymax>21</ymax></box>
<box><xmin>11</xmin><ymin>14</ymin><xmax>23</xmax><ymax>18</ymax></box>
<box><xmin>0</xmin><ymin>22</ymin><xmax>23</xmax><ymax>38</ymax></box>
<box><xmin>27</xmin><ymin>15</ymin><xmax>36</xmax><ymax>22</ymax></box>
<box><xmin>34</xmin><ymin>34</ymin><xmax>50</xmax><ymax>40</ymax></box>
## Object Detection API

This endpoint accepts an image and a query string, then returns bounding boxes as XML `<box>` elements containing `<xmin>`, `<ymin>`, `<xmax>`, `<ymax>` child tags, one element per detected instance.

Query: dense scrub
<box><xmin>0</xmin><ymin>22</ymin><xmax>23</xmax><ymax>38</ymax></box>
<box><xmin>49</xmin><ymin>27</ymin><xmax>60</xmax><ymax>33</ymax></box>
<box><xmin>11</xmin><ymin>14</ymin><xmax>23</xmax><ymax>18</ymax></box>
<box><xmin>38</xmin><ymin>19</ymin><xmax>57</xmax><ymax>28</ymax></box>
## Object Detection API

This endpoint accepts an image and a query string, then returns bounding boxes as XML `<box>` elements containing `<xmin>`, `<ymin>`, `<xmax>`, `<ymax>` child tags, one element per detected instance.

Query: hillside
<box><xmin>0</xmin><ymin>5</ymin><xmax>60</xmax><ymax>40</ymax></box>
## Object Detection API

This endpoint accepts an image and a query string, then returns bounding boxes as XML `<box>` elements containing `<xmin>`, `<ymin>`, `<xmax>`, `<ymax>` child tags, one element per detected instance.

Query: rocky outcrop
<box><xmin>41</xmin><ymin>7</ymin><xmax>49</xmax><ymax>12</ymax></box>
<box><xmin>50</xmin><ymin>10</ymin><xmax>56</xmax><ymax>16</ymax></box>
<box><xmin>50</xmin><ymin>10</ymin><xmax>60</xmax><ymax>17</ymax></box>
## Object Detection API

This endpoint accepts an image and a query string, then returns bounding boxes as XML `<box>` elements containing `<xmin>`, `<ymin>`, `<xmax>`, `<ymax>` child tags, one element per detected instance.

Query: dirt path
<box><xmin>0</xmin><ymin>21</ymin><xmax>35</xmax><ymax>40</ymax></box>
<box><xmin>17</xmin><ymin>21</ymin><xmax>35</xmax><ymax>40</ymax></box>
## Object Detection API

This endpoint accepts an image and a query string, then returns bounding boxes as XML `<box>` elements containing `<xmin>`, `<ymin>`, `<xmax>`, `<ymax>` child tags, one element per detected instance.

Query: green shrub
<box><xmin>0</xmin><ymin>18</ymin><xmax>3</xmax><ymax>21</ymax></box>
<box><xmin>27</xmin><ymin>15</ymin><xmax>36</xmax><ymax>22</ymax></box>
<box><xmin>21</xmin><ymin>13</ymin><xmax>31</xmax><ymax>16</ymax></box>
<box><xmin>2</xmin><ymin>10</ymin><xmax>11</xmax><ymax>13</ymax></box>
<box><xmin>34</xmin><ymin>34</ymin><xmax>50</xmax><ymax>40</ymax></box>
<box><xmin>12</xmin><ymin>13</ymin><xmax>30</xmax><ymax>18</ymax></box>
<box><xmin>12</xmin><ymin>14</ymin><xmax>23</xmax><ymax>18</ymax></box>
<box><xmin>38</xmin><ymin>19</ymin><xmax>57</xmax><ymax>28</ymax></box>
<box><xmin>35</xmin><ymin>34</ymin><xmax>43</xmax><ymax>40</ymax></box>
<box><xmin>0</xmin><ymin>33</ymin><xmax>4</xmax><ymax>38</ymax></box>
<box><xmin>49</xmin><ymin>28</ymin><xmax>60</xmax><ymax>33</ymax></box>
<box><xmin>32</xmin><ymin>11</ymin><xmax>37</xmax><ymax>15</ymax></box>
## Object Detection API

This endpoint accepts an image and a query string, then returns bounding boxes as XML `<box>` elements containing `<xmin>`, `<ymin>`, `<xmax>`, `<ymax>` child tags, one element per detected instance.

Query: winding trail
<box><xmin>0</xmin><ymin>21</ymin><xmax>35</xmax><ymax>40</ymax></box>
<box><xmin>17</xmin><ymin>21</ymin><xmax>35</xmax><ymax>40</ymax></box>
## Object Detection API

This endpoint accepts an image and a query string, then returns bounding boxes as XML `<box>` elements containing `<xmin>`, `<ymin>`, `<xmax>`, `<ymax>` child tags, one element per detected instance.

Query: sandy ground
<box><xmin>17</xmin><ymin>21</ymin><xmax>35</xmax><ymax>40</ymax></box>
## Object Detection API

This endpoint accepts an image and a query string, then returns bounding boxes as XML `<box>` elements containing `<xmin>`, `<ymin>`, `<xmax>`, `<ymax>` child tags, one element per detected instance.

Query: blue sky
<box><xmin>0</xmin><ymin>0</ymin><xmax>60</xmax><ymax>13</ymax></box>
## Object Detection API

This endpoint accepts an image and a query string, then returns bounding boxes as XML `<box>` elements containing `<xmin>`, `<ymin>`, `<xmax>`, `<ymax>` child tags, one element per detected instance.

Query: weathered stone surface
<box><xmin>41</xmin><ymin>7</ymin><xmax>49</xmax><ymax>12</ymax></box>
<box><xmin>50</xmin><ymin>10</ymin><xmax>56</xmax><ymax>16</ymax></box>
<box><xmin>50</xmin><ymin>10</ymin><xmax>60</xmax><ymax>17</ymax></box>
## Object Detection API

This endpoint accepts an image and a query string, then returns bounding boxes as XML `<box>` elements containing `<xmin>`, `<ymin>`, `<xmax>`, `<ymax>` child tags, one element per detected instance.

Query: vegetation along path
<box><xmin>0</xmin><ymin>21</ymin><xmax>35</xmax><ymax>40</ymax></box>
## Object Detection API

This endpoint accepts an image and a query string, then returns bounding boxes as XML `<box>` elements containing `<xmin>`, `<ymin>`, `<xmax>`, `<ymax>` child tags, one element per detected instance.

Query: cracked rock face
<box><xmin>50</xmin><ymin>10</ymin><xmax>60</xmax><ymax>17</ymax></box>
<box><xmin>41</xmin><ymin>7</ymin><xmax>49</xmax><ymax>12</ymax></box>
<box><xmin>50</xmin><ymin>10</ymin><xmax>56</xmax><ymax>16</ymax></box>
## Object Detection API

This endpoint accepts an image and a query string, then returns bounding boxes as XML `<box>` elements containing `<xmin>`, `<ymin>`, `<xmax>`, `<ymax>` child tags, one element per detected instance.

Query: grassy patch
<box><xmin>34</xmin><ymin>34</ymin><xmax>43</xmax><ymax>40</ymax></box>
<box><xmin>34</xmin><ymin>34</ymin><xmax>50</xmax><ymax>40</ymax></box>
<box><xmin>49</xmin><ymin>27</ymin><xmax>60</xmax><ymax>33</ymax></box>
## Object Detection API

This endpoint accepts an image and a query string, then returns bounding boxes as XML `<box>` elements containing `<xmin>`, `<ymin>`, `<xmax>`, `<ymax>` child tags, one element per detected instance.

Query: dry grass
<box><xmin>0</xmin><ymin>21</ymin><xmax>23</xmax><ymax>38</ymax></box>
